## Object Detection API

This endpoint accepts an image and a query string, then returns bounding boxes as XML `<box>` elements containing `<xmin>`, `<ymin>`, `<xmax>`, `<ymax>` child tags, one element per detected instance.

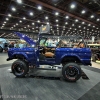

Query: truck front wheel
<box><xmin>0</xmin><ymin>46</ymin><xmax>3</xmax><ymax>53</ymax></box>
<box><xmin>11</xmin><ymin>60</ymin><xmax>29</xmax><ymax>77</ymax></box>
<box><xmin>62</xmin><ymin>63</ymin><xmax>81</xmax><ymax>82</ymax></box>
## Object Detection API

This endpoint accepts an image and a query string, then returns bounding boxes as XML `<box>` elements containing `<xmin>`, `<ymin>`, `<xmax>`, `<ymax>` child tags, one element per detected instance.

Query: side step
<box><xmin>36</xmin><ymin>67</ymin><xmax>56</xmax><ymax>71</ymax></box>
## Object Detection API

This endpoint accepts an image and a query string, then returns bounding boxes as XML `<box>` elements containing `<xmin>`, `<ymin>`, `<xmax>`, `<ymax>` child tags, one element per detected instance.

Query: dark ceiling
<box><xmin>0</xmin><ymin>0</ymin><xmax>100</xmax><ymax>40</ymax></box>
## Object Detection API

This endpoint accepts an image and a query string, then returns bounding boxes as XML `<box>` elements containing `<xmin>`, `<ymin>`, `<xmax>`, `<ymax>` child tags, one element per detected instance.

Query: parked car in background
<box><xmin>87</xmin><ymin>44</ymin><xmax>100</xmax><ymax>62</ymax></box>
<box><xmin>0</xmin><ymin>38</ymin><xmax>9</xmax><ymax>52</ymax></box>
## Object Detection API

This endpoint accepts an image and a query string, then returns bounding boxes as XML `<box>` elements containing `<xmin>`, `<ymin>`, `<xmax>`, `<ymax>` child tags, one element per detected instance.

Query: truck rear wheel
<box><xmin>0</xmin><ymin>46</ymin><xmax>3</xmax><ymax>53</ymax></box>
<box><xmin>62</xmin><ymin>63</ymin><xmax>81</xmax><ymax>82</ymax></box>
<box><xmin>11</xmin><ymin>60</ymin><xmax>29</xmax><ymax>77</ymax></box>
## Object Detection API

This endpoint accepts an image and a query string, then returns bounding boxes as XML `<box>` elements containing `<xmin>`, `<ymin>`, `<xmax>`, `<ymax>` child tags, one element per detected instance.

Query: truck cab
<box><xmin>38</xmin><ymin>34</ymin><xmax>91</xmax><ymax>66</ymax></box>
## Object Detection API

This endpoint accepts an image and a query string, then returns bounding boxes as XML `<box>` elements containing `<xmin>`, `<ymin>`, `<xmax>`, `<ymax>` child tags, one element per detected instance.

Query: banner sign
<box><xmin>39</xmin><ymin>25</ymin><xmax>50</xmax><ymax>33</ymax></box>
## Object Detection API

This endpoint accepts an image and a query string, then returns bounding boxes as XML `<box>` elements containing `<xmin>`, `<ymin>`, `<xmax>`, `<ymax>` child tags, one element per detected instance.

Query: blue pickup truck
<box><xmin>7</xmin><ymin>26</ymin><xmax>91</xmax><ymax>82</ymax></box>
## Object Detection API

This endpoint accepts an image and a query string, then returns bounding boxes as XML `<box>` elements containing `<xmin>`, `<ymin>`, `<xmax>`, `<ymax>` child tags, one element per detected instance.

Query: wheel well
<box><xmin>61</xmin><ymin>56</ymin><xmax>82</xmax><ymax>64</ymax></box>
<box><xmin>13</xmin><ymin>54</ymin><xmax>26</xmax><ymax>60</ymax></box>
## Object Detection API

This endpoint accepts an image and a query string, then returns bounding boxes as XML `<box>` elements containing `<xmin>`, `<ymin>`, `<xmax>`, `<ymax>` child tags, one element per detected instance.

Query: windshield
<box><xmin>39</xmin><ymin>35</ymin><xmax>85</xmax><ymax>48</ymax></box>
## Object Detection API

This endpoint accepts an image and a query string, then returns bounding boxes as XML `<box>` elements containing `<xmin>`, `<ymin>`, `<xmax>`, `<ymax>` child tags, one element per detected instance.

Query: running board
<box><xmin>36</xmin><ymin>67</ymin><xmax>56</xmax><ymax>71</ymax></box>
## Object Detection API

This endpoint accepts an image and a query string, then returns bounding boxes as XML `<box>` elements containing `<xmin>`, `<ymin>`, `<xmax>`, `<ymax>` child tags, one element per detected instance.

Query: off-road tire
<box><xmin>62</xmin><ymin>63</ymin><xmax>81</xmax><ymax>82</ymax></box>
<box><xmin>11</xmin><ymin>60</ymin><xmax>29</xmax><ymax>77</ymax></box>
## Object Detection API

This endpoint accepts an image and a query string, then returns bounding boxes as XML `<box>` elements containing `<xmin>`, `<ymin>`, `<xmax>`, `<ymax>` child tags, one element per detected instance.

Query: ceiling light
<box><xmin>38</xmin><ymin>6</ymin><xmax>42</xmax><ymax>10</ymax></box>
<box><xmin>81</xmin><ymin>10</ymin><xmax>86</xmax><ymax>14</ymax></box>
<box><xmin>27</xmin><ymin>25</ymin><xmax>30</xmax><ymax>27</ymax></box>
<box><xmin>37</xmin><ymin>20</ymin><xmax>40</xmax><ymax>23</ymax></box>
<box><xmin>32</xmin><ymin>23</ymin><xmax>34</xmax><ymax>25</ymax></box>
<box><xmin>8</xmin><ymin>14</ymin><xmax>12</xmax><ymax>17</ymax></box>
<box><xmin>55</xmin><ymin>12</ymin><xmax>59</xmax><ymax>16</ymax></box>
<box><xmin>65</xmin><ymin>22</ymin><xmax>68</xmax><ymax>24</ymax></box>
<box><xmin>65</xmin><ymin>16</ymin><xmax>69</xmax><ymax>19</ymax></box>
<box><xmin>79</xmin><ymin>26</ymin><xmax>81</xmax><ymax>28</ymax></box>
<box><xmin>82</xmin><ymin>22</ymin><xmax>85</xmax><ymax>24</ymax></box>
<box><xmin>19</xmin><ymin>20</ymin><xmax>22</xmax><ymax>23</ymax></box>
<box><xmin>97</xmin><ymin>19</ymin><xmax>100</xmax><ymax>21</ymax></box>
<box><xmin>45</xmin><ymin>16</ymin><xmax>48</xmax><ymax>19</ymax></box>
<box><xmin>47</xmin><ymin>22</ymin><xmax>49</xmax><ymax>24</ymax></box>
<box><xmin>16</xmin><ymin>23</ymin><xmax>18</xmax><ymax>25</ymax></box>
<box><xmin>17</xmin><ymin>0</ymin><xmax>22</xmax><ymax>4</ymax></box>
<box><xmin>6</xmin><ymin>18</ymin><xmax>9</xmax><ymax>21</ymax></box>
<box><xmin>75</xmin><ymin>19</ymin><xmax>78</xmax><ymax>22</ymax></box>
<box><xmin>2</xmin><ymin>24</ymin><xmax>5</xmax><ymax>26</ymax></box>
<box><xmin>23</xmin><ymin>17</ymin><xmax>26</xmax><ymax>20</ymax></box>
<box><xmin>90</xmin><ymin>15</ymin><xmax>94</xmax><ymax>18</ymax></box>
<box><xmin>12</xmin><ymin>7</ymin><xmax>16</xmax><ymax>11</ymax></box>
<box><xmin>4</xmin><ymin>22</ymin><xmax>6</xmax><ymax>23</ymax></box>
<box><xmin>88</xmin><ymin>24</ymin><xmax>91</xmax><ymax>26</ymax></box>
<box><xmin>56</xmin><ymin>19</ymin><xmax>58</xmax><ymax>22</ymax></box>
<box><xmin>30</xmin><ymin>12</ymin><xmax>33</xmax><ymax>16</ymax></box>
<box><xmin>70</xmin><ymin>4</ymin><xmax>76</xmax><ymax>9</ymax></box>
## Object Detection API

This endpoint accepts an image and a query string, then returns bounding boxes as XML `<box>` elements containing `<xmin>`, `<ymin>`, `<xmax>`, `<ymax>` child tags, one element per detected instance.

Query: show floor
<box><xmin>0</xmin><ymin>53</ymin><xmax>100</xmax><ymax>100</ymax></box>
<box><xmin>92</xmin><ymin>61</ymin><xmax>100</xmax><ymax>69</ymax></box>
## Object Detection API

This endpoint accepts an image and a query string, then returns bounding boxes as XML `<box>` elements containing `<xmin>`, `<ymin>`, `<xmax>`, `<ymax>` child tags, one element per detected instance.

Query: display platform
<box><xmin>0</xmin><ymin>53</ymin><xmax>100</xmax><ymax>100</ymax></box>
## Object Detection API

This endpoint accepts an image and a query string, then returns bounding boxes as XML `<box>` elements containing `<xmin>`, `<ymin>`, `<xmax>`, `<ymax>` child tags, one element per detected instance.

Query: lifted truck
<box><xmin>7</xmin><ymin>25</ymin><xmax>91</xmax><ymax>82</ymax></box>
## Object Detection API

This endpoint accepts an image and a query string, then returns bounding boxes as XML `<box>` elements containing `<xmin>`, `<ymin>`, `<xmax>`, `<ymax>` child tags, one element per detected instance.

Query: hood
<box><xmin>14</xmin><ymin>32</ymin><xmax>36</xmax><ymax>46</ymax></box>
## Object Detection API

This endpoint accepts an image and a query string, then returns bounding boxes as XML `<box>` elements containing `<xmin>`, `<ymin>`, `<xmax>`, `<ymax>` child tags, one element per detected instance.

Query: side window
<box><xmin>40</xmin><ymin>39</ymin><xmax>45</xmax><ymax>46</ymax></box>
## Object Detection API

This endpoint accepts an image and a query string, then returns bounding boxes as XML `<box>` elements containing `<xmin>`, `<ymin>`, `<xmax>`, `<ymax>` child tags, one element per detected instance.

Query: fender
<box><xmin>12</xmin><ymin>51</ymin><xmax>37</xmax><ymax>65</ymax></box>
<box><xmin>12</xmin><ymin>52</ymin><xmax>29</xmax><ymax>61</ymax></box>
<box><xmin>61</xmin><ymin>54</ymin><xmax>82</xmax><ymax>63</ymax></box>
